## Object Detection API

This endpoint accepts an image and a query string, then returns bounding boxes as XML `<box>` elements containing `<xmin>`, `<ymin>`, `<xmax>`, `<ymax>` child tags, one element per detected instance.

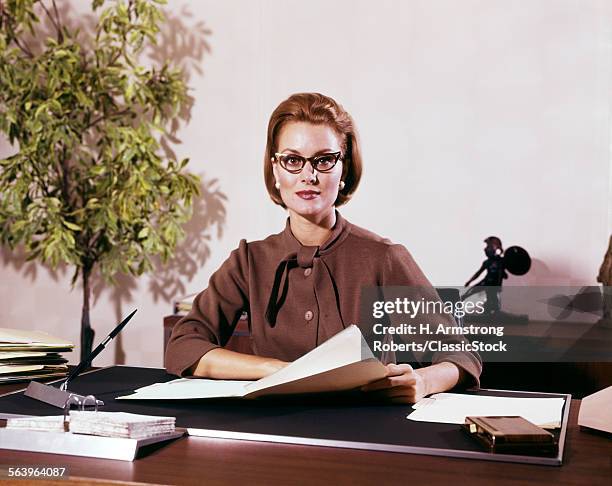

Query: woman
<box><xmin>166</xmin><ymin>93</ymin><xmax>481</xmax><ymax>403</ymax></box>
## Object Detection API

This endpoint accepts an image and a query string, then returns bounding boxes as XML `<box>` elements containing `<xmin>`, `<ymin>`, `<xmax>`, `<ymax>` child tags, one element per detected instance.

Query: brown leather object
<box><xmin>463</xmin><ymin>416</ymin><xmax>557</xmax><ymax>455</ymax></box>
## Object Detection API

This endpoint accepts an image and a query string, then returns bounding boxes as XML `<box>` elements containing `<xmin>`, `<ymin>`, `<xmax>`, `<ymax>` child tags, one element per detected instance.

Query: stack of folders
<box><xmin>6</xmin><ymin>412</ymin><xmax>176</xmax><ymax>440</ymax></box>
<box><xmin>0</xmin><ymin>328</ymin><xmax>73</xmax><ymax>383</ymax></box>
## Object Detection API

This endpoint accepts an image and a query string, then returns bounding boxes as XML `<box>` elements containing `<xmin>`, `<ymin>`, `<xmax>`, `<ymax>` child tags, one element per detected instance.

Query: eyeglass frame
<box><xmin>273</xmin><ymin>151</ymin><xmax>343</xmax><ymax>174</ymax></box>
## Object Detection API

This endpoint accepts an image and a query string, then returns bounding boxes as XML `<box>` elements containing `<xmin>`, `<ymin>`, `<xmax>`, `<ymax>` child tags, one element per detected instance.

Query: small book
<box><xmin>462</xmin><ymin>416</ymin><xmax>557</xmax><ymax>454</ymax></box>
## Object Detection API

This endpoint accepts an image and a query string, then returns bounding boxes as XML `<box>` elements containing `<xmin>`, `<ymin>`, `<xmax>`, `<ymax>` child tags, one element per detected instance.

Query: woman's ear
<box><xmin>341</xmin><ymin>158</ymin><xmax>350</xmax><ymax>180</ymax></box>
<box><xmin>272</xmin><ymin>162</ymin><xmax>280</xmax><ymax>188</ymax></box>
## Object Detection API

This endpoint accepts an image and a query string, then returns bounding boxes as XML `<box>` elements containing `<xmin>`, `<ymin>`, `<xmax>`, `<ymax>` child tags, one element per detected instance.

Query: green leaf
<box><xmin>0</xmin><ymin>0</ymin><xmax>201</xmax><ymax>314</ymax></box>
<box><xmin>63</xmin><ymin>221</ymin><xmax>82</xmax><ymax>231</ymax></box>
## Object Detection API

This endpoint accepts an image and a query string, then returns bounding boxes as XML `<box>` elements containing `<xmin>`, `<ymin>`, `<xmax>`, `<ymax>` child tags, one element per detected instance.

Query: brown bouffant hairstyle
<box><xmin>264</xmin><ymin>93</ymin><xmax>362</xmax><ymax>208</ymax></box>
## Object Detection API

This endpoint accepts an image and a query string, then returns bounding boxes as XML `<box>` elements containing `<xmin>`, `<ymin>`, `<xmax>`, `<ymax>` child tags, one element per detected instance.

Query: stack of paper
<box><xmin>0</xmin><ymin>328</ymin><xmax>73</xmax><ymax>383</ymax></box>
<box><xmin>6</xmin><ymin>415</ymin><xmax>65</xmax><ymax>433</ymax></box>
<box><xmin>69</xmin><ymin>411</ymin><xmax>176</xmax><ymax>439</ymax></box>
<box><xmin>407</xmin><ymin>393</ymin><xmax>565</xmax><ymax>428</ymax></box>
<box><xmin>0</xmin><ymin>351</ymin><xmax>68</xmax><ymax>365</ymax></box>
<box><xmin>7</xmin><ymin>412</ymin><xmax>176</xmax><ymax>440</ymax></box>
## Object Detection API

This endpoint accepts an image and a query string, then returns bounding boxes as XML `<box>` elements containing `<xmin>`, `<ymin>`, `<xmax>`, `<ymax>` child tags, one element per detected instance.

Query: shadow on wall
<box><xmin>91</xmin><ymin>177</ymin><xmax>227</xmax><ymax>365</ymax></box>
<box><xmin>147</xmin><ymin>5</ymin><xmax>213</xmax><ymax>162</ymax></box>
<box><xmin>0</xmin><ymin>246</ymin><xmax>67</xmax><ymax>284</ymax></box>
<box><xmin>0</xmin><ymin>3</ymin><xmax>219</xmax><ymax>365</ymax></box>
<box><xmin>88</xmin><ymin>5</ymin><xmax>216</xmax><ymax>364</ymax></box>
<box><xmin>507</xmin><ymin>258</ymin><xmax>577</xmax><ymax>286</ymax></box>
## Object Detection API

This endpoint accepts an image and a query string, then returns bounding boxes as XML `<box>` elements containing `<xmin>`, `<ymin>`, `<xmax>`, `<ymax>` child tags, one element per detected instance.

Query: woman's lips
<box><xmin>296</xmin><ymin>190</ymin><xmax>320</xmax><ymax>200</ymax></box>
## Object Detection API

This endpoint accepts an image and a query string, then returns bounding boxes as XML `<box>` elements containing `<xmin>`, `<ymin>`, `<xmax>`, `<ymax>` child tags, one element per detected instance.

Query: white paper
<box><xmin>0</xmin><ymin>364</ymin><xmax>67</xmax><ymax>375</ymax></box>
<box><xmin>117</xmin><ymin>378</ymin><xmax>251</xmax><ymax>400</ymax></box>
<box><xmin>0</xmin><ymin>351</ymin><xmax>48</xmax><ymax>360</ymax></box>
<box><xmin>0</xmin><ymin>328</ymin><xmax>73</xmax><ymax>347</ymax></box>
<box><xmin>118</xmin><ymin>325</ymin><xmax>384</xmax><ymax>400</ymax></box>
<box><xmin>6</xmin><ymin>415</ymin><xmax>65</xmax><ymax>432</ymax></box>
<box><xmin>407</xmin><ymin>393</ymin><xmax>565</xmax><ymax>428</ymax></box>
<box><xmin>245</xmin><ymin>324</ymin><xmax>374</xmax><ymax>395</ymax></box>
<box><xmin>7</xmin><ymin>412</ymin><xmax>177</xmax><ymax>439</ymax></box>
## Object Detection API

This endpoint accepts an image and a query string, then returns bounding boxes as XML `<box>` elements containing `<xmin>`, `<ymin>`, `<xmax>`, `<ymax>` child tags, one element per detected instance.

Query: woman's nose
<box><xmin>302</xmin><ymin>162</ymin><xmax>318</xmax><ymax>183</ymax></box>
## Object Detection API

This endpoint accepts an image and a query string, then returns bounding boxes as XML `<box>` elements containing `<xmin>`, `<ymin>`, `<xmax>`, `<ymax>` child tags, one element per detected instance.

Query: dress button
<box><xmin>304</xmin><ymin>310</ymin><xmax>314</xmax><ymax>321</ymax></box>
<box><xmin>304</xmin><ymin>268</ymin><xmax>312</xmax><ymax>277</ymax></box>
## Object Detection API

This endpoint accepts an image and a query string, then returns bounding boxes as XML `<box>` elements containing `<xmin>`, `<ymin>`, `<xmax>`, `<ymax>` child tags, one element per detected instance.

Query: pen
<box><xmin>60</xmin><ymin>309</ymin><xmax>137</xmax><ymax>391</ymax></box>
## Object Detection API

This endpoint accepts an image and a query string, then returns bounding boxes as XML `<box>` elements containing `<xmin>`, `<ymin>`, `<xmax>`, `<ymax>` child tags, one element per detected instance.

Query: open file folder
<box><xmin>118</xmin><ymin>325</ymin><xmax>387</xmax><ymax>400</ymax></box>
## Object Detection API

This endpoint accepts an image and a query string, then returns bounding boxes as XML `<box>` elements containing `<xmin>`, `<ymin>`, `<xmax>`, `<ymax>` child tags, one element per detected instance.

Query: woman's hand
<box><xmin>361</xmin><ymin>364</ymin><xmax>429</xmax><ymax>404</ymax></box>
<box><xmin>361</xmin><ymin>362</ymin><xmax>464</xmax><ymax>404</ymax></box>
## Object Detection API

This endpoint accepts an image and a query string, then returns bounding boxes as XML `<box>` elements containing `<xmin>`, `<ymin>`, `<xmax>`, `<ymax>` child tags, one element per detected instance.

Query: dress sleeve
<box><xmin>382</xmin><ymin>244</ymin><xmax>482</xmax><ymax>388</ymax></box>
<box><xmin>165</xmin><ymin>239</ymin><xmax>250</xmax><ymax>377</ymax></box>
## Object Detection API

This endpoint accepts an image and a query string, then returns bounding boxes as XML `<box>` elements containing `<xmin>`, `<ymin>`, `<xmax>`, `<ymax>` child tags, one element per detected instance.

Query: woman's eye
<box><xmin>285</xmin><ymin>157</ymin><xmax>302</xmax><ymax>166</ymax></box>
<box><xmin>315</xmin><ymin>156</ymin><xmax>335</xmax><ymax>170</ymax></box>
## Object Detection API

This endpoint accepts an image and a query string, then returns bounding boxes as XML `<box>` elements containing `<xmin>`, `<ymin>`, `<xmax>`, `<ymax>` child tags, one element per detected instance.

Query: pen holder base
<box><xmin>24</xmin><ymin>381</ymin><xmax>105</xmax><ymax>409</ymax></box>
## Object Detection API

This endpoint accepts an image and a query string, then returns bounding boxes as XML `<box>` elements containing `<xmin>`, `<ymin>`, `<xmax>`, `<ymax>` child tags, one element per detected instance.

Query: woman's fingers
<box><xmin>385</xmin><ymin>363</ymin><xmax>413</xmax><ymax>376</ymax></box>
<box><xmin>361</xmin><ymin>367</ymin><xmax>417</xmax><ymax>392</ymax></box>
<box><xmin>362</xmin><ymin>376</ymin><xmax>416</xmax><ymax>392</ymax></box>
<box><xmin>360</xmin><ymin>364</ymin><xmax>428</xmax><ymax>404</ymax></box>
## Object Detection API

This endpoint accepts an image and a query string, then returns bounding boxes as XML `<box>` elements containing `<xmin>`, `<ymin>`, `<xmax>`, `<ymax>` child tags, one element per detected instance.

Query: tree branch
<box><xmin>60</xmin><ymin>145</ymin><xmax>73</xmax><ymax>209</ymax></box>
<box><xmin>3</xmin><ymin>16</ymin><xmax>34</xmax><ymax>58</ymax></box>
<box><xmin>86</xmin><ymin>108</ymin><xmax>131</xmax><ymax>130</ymax></box>
<box><xmin>51</xmin><ymin>0</ymin><xmax>62</xmax><ymax>37</ymax></box>
<box><xmin>11</xmin><ymin>33</ymin><xmax>34</xmax><ymax>58</ymax></box>
<box><xmin>89</xmin><ymin>229</ymin><xmax>105</xmax><ymax>260</ymax></box>
<box><xmin>30</xmin><ymin>160</ymin><xmax>53</xmax><ymax>198</ymax></box>
<box><xmin>39</xmin><ymin>1</ymin><xmax>61</xmax><ymax>43</ymax></box>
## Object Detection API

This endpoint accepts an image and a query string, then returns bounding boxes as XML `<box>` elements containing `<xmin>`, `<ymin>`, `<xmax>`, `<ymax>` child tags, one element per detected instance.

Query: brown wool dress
<box><xmin>165</xmin><ymin>212</ymin><xmax>482</xmax><ymax>385</ymax></box>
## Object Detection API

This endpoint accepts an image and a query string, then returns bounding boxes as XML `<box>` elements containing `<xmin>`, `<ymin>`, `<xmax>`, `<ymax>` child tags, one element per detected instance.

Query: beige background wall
<box><xmin>1</xmin><ymin>0</ymin><xmax>611</xmax><ymax>367</ymax></box>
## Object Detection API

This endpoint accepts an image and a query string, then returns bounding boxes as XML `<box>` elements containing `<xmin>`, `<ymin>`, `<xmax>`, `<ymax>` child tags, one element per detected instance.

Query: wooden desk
<box><xmin>1</xmin><ymin>379</ymin><xmax>611</xmax><ymax>485</ymax></box>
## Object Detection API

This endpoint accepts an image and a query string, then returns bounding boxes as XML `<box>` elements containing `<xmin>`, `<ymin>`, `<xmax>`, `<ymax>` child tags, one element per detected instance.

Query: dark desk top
<box><xmin>0</xmin><ymin>368</ymin><xmax>611</xmax><ymax>485</ymax></box>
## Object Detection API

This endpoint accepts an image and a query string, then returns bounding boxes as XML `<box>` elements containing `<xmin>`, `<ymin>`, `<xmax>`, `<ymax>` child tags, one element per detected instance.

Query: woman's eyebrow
<box><xmin>313</xmin><ymin>148</ymin><xmax>338</xmax><ymax>155</ymax></box>
<box><xmin>279</xmin><ymin>148</ymin><xmax>338</xmax><ymax>155</ymax></box>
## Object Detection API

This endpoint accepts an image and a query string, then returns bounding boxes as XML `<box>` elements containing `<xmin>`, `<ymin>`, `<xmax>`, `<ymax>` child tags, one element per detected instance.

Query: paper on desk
<box><xmin>0</xmin><ymin>351</ymin><xmax>48</xmax><ymax>360</ymax></box>
<box><xmin>6</xmin><ymin>415</ymin><xmax>65</xmax><ymax>432</ymax></box>
<box><xmin>117</xmin><ymin>378</ymin><xmax>252</xmax><ymax>400</ymax></box>
<box><xmin>0</xmin><ymin>364</ymin><xmax>66</xmax><ymax>375</ymax></box>
<box><xmin>407</xmin><ymin>393</ymin><xmax>565</xmax><ymax>428</ymax></box>
<box><xmin>118</xmin><ymin>325</ymin><xmax>386</xmax><ymax>400</ymax></box>
<box><xmin>0</xmin><ymin>328</ymin><xmax>73</xmax><ymax>347</ymax></box>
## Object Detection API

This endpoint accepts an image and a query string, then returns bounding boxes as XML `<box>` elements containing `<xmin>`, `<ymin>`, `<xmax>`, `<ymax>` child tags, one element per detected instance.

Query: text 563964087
<box><xmin>0</xmin><ymin>465</ymin><xmax>69</xmax><ymax>479</ymax></box>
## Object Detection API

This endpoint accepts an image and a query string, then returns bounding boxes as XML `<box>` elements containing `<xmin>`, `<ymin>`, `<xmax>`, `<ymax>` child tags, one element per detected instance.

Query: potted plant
<box><xmin>0</xmin><ymin>0</ymin><xmax>200</xmax><ymax>360</ymax></box>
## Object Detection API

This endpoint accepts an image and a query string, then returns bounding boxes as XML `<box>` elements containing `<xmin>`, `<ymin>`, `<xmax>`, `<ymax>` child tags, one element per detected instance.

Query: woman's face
<box><xmin>273</xmin><ymin>122</ymin><xmax>344</xmax><ymax>222</ymax></box>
